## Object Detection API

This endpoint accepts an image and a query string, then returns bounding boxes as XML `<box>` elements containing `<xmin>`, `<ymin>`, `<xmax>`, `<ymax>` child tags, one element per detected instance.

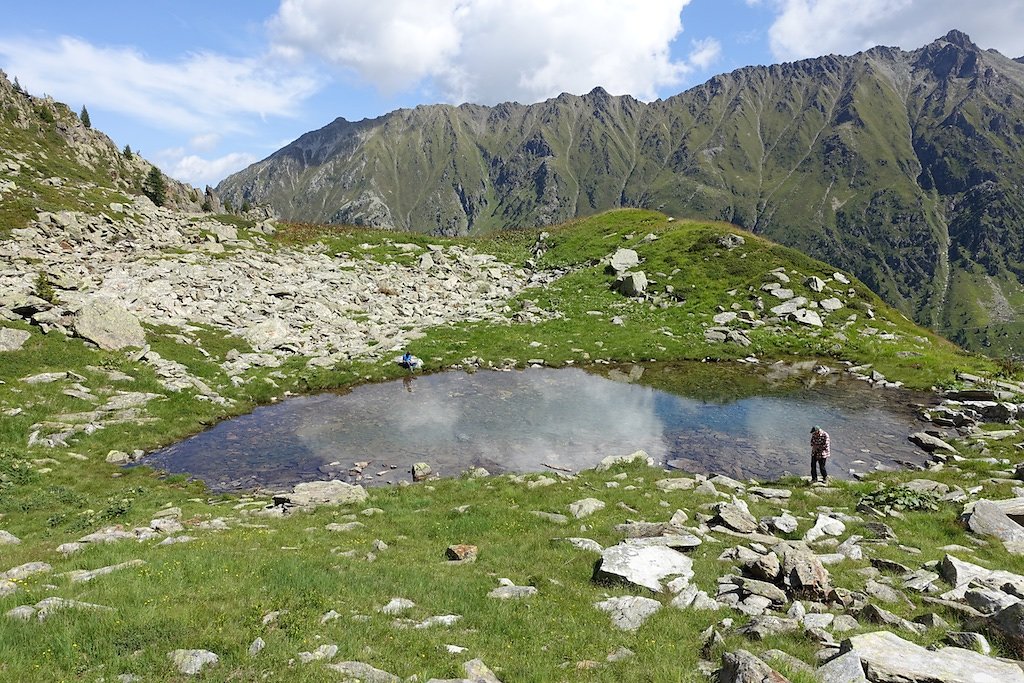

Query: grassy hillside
<box><xmin>0</xmin><ymin>207</ymin><xmax>1016</xmax><ymax>681</ymax></box>
<box><xmin>217</xmin><ymin>32</ymin><xmax>1024</xmax><ymax>357</ymax></box>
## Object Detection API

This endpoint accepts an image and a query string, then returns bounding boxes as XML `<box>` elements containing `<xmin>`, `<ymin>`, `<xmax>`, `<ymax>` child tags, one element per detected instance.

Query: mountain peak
<box><xmin>938</xmin><ymin>29</ymin><xmax>978</xmax><ymax>50</ymax></box>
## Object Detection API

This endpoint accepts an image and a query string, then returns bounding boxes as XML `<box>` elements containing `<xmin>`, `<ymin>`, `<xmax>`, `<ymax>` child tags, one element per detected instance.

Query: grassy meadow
<box><xmin>0</xmin><ymin>209</ymin><xmax>1020</xmax><ymax>681</ymax></box>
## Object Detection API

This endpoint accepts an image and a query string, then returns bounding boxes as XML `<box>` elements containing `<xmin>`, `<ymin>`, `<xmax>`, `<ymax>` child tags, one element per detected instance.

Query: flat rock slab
<box><xmin>274</xmin><ymin>480</ymin><xmax>367</xmax><ymax>509</ymax></box>
<box><xmin>0</xmin><ymin>327</ymin><xmax>30</xmax><ymax>351</ymax></box>
<box><xmin>569</xmin><ymin>498</ymin><xmax>606</xmax><ymax>519</ymax></box>
<box><xmin>74</xmin><ymin>299</ymin><xmax>146</xmax><ymax>350</ymax></box>
<box><xmin>962</xmin><ymin>500</ymin><xmax>1024</xmax><ymax>548</ymax></box>
<box><xmin>623</xmin><ymin>534</ymin><xmax>702</xmax><ymax>551</ymax></box>
<box><xmin>909</xmin><ymin>432</ymin><xmax>958</xmax><ymax>453</ymax></box>
<box><xmin>843</xmin><ymin>630</ymin><xmax>1024</xmax><ymax>683</ymax></box>
<box><xmin>327</xmin><ymin>661</ymin><xmax>401</xmax><ymax>682</ymax></box>
<box><xmin>594</xmin><ymin>595</ymin><xmax>661</xmax><ymax>631</ymax></box>
<box><xmin>594</xmin><ymin>544</ymin><xmax>694</xmax><ymax>592</ymax></box>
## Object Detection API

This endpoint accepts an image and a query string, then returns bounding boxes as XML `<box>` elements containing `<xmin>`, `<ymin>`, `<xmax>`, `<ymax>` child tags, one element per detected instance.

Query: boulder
<box><xmin>816</xmin><ymin>651</ymin><xmax>867</xmax><ymax>683</ymax></box>
<box><xmin>842</xmin><ymin>630</ymin><xmax>1024</xmax><ymax>683</ymax></box>
<box><xmin>718</xmin><ymin>649</ymin><xmax>791</xmax><ymax>683</ymax></box>
<box><xmin>569</xmin><ymin>498</ymin><xmax>606</xmax><ymax>519</ymax></box>
<box><xmin>717</xmin><ymin>234</ymin><xmax>745</xmax><ymax>250</ymax></box>
<box><xmin>167</xmin><ymin>649</ymin><xmax>219</xmax><ymax>676</ymax></box>
<box><xmin>909</xmin><ymin>432</ymin><xmax>957</xmax><ymax>454</ymax></box>
<box><xmin>805</xmin><ymin>276</ymin><xmax>826</xmax><ymax>292</ymax></box>
<box><xmin>713</xmin><ymin>501</ymin><xmax>759</xmax><ymax>534</ymax></box>
<box><xmin>804</xmin><ymin>514</ymin><xmax>846</xmax><ymax>543</ymax></box>
<box><xmin>242</xmin><ymin>317</ymin><xmax>291</xmax><ymax>351</ymax></box>
<box><xmin>327</xmin><ymin>661</ymin><xmax>400</xmax><ymax>682</ymax></box>
<box><xmin>819</xmin><ymin>298</ymin><xmax>844</xmax><ymax>312</ymax></box>
<box><xmin>608</xmin><ymin>248</ymin><xmax>640</xmax><ymax>273</ymax></box>
<box><xmin>596</xmin><ymin>450</ymin><xmax>653</xmax><ymax>471</ymax></box>
<box><xmin>274</xmin><ymin>480</ymin><xmax>368</xmax><ymax>509</ymax></box>
<box><xmin>779</xmin><ymin>543</ymin><xmax>831</xmax><ymax>600</ymax></box>
<box><xmin>594</xmin><ymin>595</ymin><xmax>661</xmax><ymax>631</ymax></box>
<box><xmin>73</xmin><ymin>299</ymin><xmax>146</xmax><ymax>350</ymax></box>
<box><xmin>615</xmin><ymin>271</ymin><xmax>648</xmax><ymax>297</ymax></box>
<box><xmin>961</xmin><ymin>500</ymin><xmax>1024</xmax><ymax>552</ymax></box>
<box><xmin>0</xmin><ymin>327</ymin><xmax>30</xmax><ymax>352</ymax></box>
<box><xmin>789</xmin><ymin>309</ymin><xmax>823</xmax><ymax>327</ymax></box>
<box><xmin>593</xmin><ymin>544</ymin><xmax>693</xmax><ymax>593</ymax></box>
<box><xmin>988</xmin><ymin>602</ymin><xmax>1024</xmax><ymax>656</ymax></box>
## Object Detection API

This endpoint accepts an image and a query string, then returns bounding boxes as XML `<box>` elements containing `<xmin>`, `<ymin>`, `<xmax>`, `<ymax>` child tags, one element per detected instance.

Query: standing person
<box><xmin>810</xmin><ymin>425</ymin><xmax>830</xmax><ymax>484</ymax></box>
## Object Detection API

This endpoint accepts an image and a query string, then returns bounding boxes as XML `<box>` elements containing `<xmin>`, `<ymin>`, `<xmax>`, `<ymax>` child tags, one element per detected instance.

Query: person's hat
<box><xmin>810</xmin><ymin>425</ymin><xmax>820</xmax><ymax>433</ymax></box>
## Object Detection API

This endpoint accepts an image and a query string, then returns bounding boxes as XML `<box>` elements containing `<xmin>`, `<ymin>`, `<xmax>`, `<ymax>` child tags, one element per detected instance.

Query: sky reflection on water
<box><xmin>144</xmin><ymin>365</ymin><xmax>933</xmax><ymax>491</ymax></box>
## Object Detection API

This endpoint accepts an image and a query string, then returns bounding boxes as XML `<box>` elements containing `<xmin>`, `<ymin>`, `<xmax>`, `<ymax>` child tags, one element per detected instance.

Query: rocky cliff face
<box><xmin>217</xmin><ymin>32</ymin><xmax>1024</xmax><ymax>354</ymax></box>
<box><xmin>0</xmin><ymin>70</ymin><xmax>215</xmax><ymax>225</ymax></box>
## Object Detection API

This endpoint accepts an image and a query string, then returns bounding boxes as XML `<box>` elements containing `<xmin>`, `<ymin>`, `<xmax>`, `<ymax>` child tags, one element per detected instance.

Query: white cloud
<box><xmin>163</xmin><ymin>150</ymin><xmax>259</xmax><ymax>187</ymax></box>
<box><xmin>687</xmin><ymin>38</ymin><xmax>722</xmax><ymax>70</ymax></box>
<box><xmin>763</xmin><ymin>0</ymin><xmax>1024</xmax><ymax>61</ymax></box>
<box><xmin>269</xmin><ymin>0</ymin><xmax>701</xmax><ymax>103</ymax></box>
<box><xmin>189</xmin><ymin>133</ymin><xmax>221</xmax><ymax>153</ymax></box>
<box><xmin>0</xmin><ymin>36</ymin><xmax>320</xmax><ymax>132</ymax></box>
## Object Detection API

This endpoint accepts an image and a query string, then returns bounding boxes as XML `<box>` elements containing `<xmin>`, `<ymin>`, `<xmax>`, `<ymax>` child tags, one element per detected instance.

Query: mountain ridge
<box><xmin>217</xmin><ymin>31</ymin><xmax>1024</xmax><ymax>354</ymax></box>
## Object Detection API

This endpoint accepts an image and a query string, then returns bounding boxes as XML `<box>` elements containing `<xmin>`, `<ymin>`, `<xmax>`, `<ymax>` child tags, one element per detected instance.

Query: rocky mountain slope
<box><xmin>0</xmin><ymin>70</ymin><xmax>217</xmax><ymax>235</ymax></box>
<box><xmin>217</xmin><ymin>31</ymin><xmax>1024</xmax><ymax>355</ymax></box>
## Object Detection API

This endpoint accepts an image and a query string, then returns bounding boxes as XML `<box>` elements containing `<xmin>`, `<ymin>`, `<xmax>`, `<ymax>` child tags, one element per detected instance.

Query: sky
<box><xmin>2</xmin><ymin>1</ymin><xmax>1022</xmax><ymax>189</ymax></box>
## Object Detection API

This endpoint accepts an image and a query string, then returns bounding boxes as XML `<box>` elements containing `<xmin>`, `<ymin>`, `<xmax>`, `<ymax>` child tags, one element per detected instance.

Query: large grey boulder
<box><xmin>608</xmin><ymin>248</ymin><xmax>640</xmax><ymax>273</ymax></box>
<box><xmin>961</xmin><ymin>500</ymin><xmax>1024</xmax><ymax>552</ymax></box>
<box><xmin>988</xmin><ymin>602</ymin><xmax>1024</xmax><ymax>656</ymax></box>
<box><xmin>0</xmin><ymin>530</ymin><xmax>21</xmax><ymax>545</ymax></box>
<box><xmin>842</xmin><ymin>630</ymin><xmax>1024</xmax><ymax>682</ymax></box>
<box><xmin>779</xmin><ymin>543</ymin><xmax>831</xmax><ymax>600</ymax></box>
<box><xmin>593</xmin><ymin>544</ymin><xmax>693</xmax><ymax>593</ymax></box>
<box><xmin>0</xmin><ymin>327</ymin><xmax>30</xmax><ymax>352</ymax></box>
<box><xmin>789</xmin><ymin>309</ymin><xmax>823</xmax><ymax>327</ymax></box>
<box><xmin>718</xmin><ymin>649</ymin><xmax>791</xmax><ymax>683</ymax></box>
<box><xmin>615</xmin><ymin>271</ymin><xmax>648</xmax><ymax>297</ymax></box>
<box><xmin>274</xmin><ymin>480</ymin><xmax>368</xmax><ymax>509</ymax></box>
<box><xmin>816</xmin><ymin>651</ymin><xmax>867</xmax><ymax>683</ymax></box>
<box><xmin>243</xmin><ymin>317</ymin><xmax>291</xmax><ymax>351</ymax></box>
<box><xmin>327</xmin><ymin>661</ymin><xmax>402</xmax><ymax>682</ymax></box>
<box><xmin>569</xmin><ymin>498</ymin><xmax>606</xmax><ymax>519</ymax></box>
<box><xmin>594</xmin><ymin>595</ymin><xmax>662</xmax><ymax>631</ymax></box>
<box><xmin>713</xmin><ymin>500</ymin><xmax>759</xmax><ymax>534</ymax></box>
<box><xmin>909</xmin><ymin>432</ymin><xmax>958</xmax><ymax>454</ymax></box>
<box><xmin>73</xmin><ymin>299</ymin><xmax>145</xmax><ymax>350</ymax></box>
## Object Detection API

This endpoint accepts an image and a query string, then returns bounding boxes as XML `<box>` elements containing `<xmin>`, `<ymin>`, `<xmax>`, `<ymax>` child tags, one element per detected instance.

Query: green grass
<box><xmin>0</xmin><ymin>208</ymin><xmax>1018</xmax><ymax>680</ymax></box>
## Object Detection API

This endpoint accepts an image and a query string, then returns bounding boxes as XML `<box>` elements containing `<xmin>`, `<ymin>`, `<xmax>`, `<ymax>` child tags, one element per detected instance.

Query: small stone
<box><xmin>445</xmin><ymin>544</ymin><xmax>478</xmax><ymax>562</ymax></box>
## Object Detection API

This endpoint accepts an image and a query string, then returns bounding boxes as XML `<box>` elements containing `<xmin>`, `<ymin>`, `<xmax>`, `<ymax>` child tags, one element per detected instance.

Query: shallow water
<box><xmin>142</xmin><ymin>363</ymin><xmax>936</xmax><ymax>492</ymax></box>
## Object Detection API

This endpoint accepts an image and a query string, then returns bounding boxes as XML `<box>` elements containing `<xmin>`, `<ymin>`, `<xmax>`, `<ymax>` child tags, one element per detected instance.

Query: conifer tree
<box><xmin>143</xmin><ymin>166</ymin><xmax>166</xmax><ymax>207</ymax></box>
<box><xmin>80</xmin><ymin>105</ymin><xmax>91</xmax><ymax>128</ymax></box>
<box><xmin>123</xmin><ymin>144</ymin><xmax>132</xmax><ymax>158</ymax></box>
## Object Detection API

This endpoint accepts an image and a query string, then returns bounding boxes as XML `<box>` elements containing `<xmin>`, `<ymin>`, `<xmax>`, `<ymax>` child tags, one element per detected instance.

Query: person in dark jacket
<box><xmin>810</xmin><ymin>425</ymin><xmax>830</xmax><ymax>484</ymax></box>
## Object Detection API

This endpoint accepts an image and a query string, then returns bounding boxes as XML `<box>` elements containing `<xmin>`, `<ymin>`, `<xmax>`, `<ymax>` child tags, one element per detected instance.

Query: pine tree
<box><xmin>80</xmin><ymin>105</ymin><xmax>91</xmax><ymax>128</ymax></box>
<box><xmin>123</xmin><ymin>144</ymin><xmax>132</xmax><ymax>158</ymax></box>
<box><xmin>142</xmin><ymin>166</ymin><xmax>166</xmax><ymax>207</ymax></box>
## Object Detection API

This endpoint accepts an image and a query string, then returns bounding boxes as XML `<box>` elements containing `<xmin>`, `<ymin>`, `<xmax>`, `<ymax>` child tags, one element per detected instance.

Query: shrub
<box><xmin>859</xmin><ymin>483</ymin><xmax>939</xmax><ymax>515</ymax></box>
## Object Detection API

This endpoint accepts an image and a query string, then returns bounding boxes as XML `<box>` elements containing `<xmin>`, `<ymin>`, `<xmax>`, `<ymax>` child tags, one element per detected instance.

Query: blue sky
<box><xmin>2</xmin><ymin>1</ymin><xmax>1022</xmax><ymax>188</ymax></box>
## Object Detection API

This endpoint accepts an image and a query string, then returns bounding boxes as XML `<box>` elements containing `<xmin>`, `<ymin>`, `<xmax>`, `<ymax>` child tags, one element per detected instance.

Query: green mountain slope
<box><xmin>217</xmin><ymin>31</ymin><xmax>1024</xmax><ymax>355</ymax></box>
<box><xmin>0</xmin><ymin>70</ymin><xmax>216</xmax><ymax>236</ymax></box>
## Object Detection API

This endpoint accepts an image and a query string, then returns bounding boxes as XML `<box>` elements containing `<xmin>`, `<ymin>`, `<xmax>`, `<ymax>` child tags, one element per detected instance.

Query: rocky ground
<box><xmin>2</xmin><ymin>201</ymin><xmax>1021</xmax><ymax>680</ymax></box>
